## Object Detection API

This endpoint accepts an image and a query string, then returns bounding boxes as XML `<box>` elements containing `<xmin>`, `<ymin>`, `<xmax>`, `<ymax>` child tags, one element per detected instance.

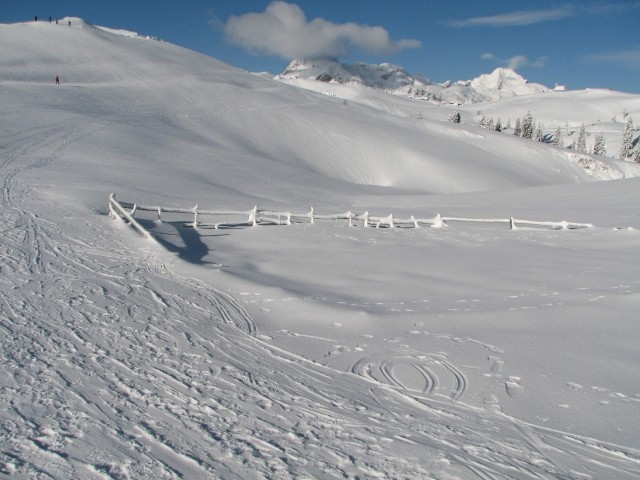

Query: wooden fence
<box><xmin>108</xmin><ymin>193</ymin><xmax>594</xmax><ymax>239</ymax></box>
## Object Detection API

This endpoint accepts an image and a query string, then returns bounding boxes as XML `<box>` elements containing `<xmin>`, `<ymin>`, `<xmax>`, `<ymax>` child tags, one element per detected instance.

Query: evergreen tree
<box><xmin>448</xmin><ymin>111</ymin><xmax>461</xmax><ymax>124</ymax></box>
<box><xmin>592</xmin><ymin>133</ymin><xmax>606</xmax><ymax>156</ymax></box>
<box><xmin>513</xmin><ymin>118</ymin><xmax>522</xmax><ymax>136</ymax></box>
<box><xmin>620</xmin><ymin>117</ymin><xmax>634</xmax><ymax>160</ymax></box>
<box><xmin>521</xmin><ymin>111</ymin><xmax>534</xmax><ymax>139</ymax></box>
<box><xmin>506</xmin><ymin>119</ymin><xmax>511</xmax><ymax>130</ymax></box>
<box><xmin>495</xmin><ymin>118</ymin><xmax>502</xmax><ymax>132</ymax></box>
<box><xmin>535</xmin><ymin>123</ymin><xmax>544</xmax><ymax>142</ymax></box>
<box><xmin>486</xmin><ymin>118</ymin><xmax>494</xmax><ymax>130</ymax></box>
<box><xmin>576</xmin><ymin>125</ymin><xmax>587</xmax><ymax>153</ymax></box>
<box><xmin>553</xmin><ymin>127</ymin><xmax>563</xmax><ymax>147</ymax></box>
<box><xmin>634</xmin><ymin>147</ymin><xmax>640</xmax><ymax>163</ymax></box>
<box><xmin>477</xmin><ymin>114</ymin><xmax>486</xmax><ymax>128</ymax></box>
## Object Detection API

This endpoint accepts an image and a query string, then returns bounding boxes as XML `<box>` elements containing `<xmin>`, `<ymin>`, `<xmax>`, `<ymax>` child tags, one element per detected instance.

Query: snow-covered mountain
<box><xmin>469</xmin><ymin>67</ymin><xmax>548</xmax><ymax>100</ymax></box>
<box><xmin>280</xmin><ymin>58</ymin><xmax>430</xmax><ymax>90</ymax></box>
<box><xmin>277</xmin><ymin>58</ymin><xmax>639</xmax><ymax>162</ymax></box>
<box><xmin>277</xmin><ymin>59</ymin><xmax>547</xmax><ymax>104</ymax></box>
<box><xmin>2</xmin><ymin>18</ymin><xmax>640</xmax><ymax>479</ymax></box>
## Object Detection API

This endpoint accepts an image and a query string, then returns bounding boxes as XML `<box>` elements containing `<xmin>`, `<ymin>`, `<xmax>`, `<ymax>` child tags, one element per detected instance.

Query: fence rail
<box><xmin>108</xmin><ymin>193</ymin><xmax>594</xmax><ymax>239</ymax></box>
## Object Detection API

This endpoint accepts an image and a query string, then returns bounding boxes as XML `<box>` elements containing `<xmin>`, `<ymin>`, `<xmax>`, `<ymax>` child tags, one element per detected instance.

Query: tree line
<box><xmin>448</xmin><ymin>111</ymin><xmax>639</xmax><ymax>162</ymax></box>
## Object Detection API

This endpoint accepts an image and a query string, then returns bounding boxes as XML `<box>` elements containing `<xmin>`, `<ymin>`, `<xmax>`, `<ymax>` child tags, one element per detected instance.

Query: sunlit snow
<box><xmin>1</xmin><ymin>18</ymin><xmax>640</xmax><ymax>479</ymax></box>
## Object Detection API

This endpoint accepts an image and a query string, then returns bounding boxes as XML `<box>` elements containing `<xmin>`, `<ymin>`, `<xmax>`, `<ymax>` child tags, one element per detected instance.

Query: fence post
<box><xmin>192</xmin><ymin>205</ymin><xmax>199</xmax><ymax>228</ymax></box>
<box><xmin>411</xmin><ymin>215</ymin><xmax>418</xmax><ymax>228</ymax></box>
<box><xmin>510</xmin><ymin>217</ymin><xmax>516</xmax><ymax>230</ymax></box>
<box><xmin>130</xmin><ymin>204</ymin><xmax>137</xmax><ymax>216</ymax></box>
<box><xmin>561</xmin><ymin>221</ymin><xmax>569</xmax><ymax>230</ymax></box>
<box><xmin>432</xmin><ymin>214</ymin><xmax>445</xmax><ymax>228</ymax></box>
<box><xmin>362</xmin><ymin>211</ymin><xmax>369</xmax><ymax>227</ymax></box>
<box><xmin>286</xmin><ymin>212</ymin><xmax>292</xmax><ymax>225</ymax></box>
<box><xmin>157</xmin><ymin>207</ymin><xmax>162</xmax><ymax>222</ymax></box>
<box><xmin>108</xmin><ymin>193</ymin><xmax>117</xmax><ymax>219</ymax></box>
<box><xmin>249</xmin><ymin>206</ymin><xmax>257</xmax><ymax>226</ymax></box>
<box><xmin>347</xmin><ymin>211</ymin><xmax>353</xmax><ymax>227</ymax></box>
<box><xmin>309</xmin><ymin>206</ymin><xmax>315</xmax><ymax>225</ymax></box>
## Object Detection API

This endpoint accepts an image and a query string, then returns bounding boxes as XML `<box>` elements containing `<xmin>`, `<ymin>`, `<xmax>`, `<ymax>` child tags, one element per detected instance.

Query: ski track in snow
<box><xmin>2</xmin><ymin>120</ymin><xmax>640</xmax><ymax>479</ymax></box>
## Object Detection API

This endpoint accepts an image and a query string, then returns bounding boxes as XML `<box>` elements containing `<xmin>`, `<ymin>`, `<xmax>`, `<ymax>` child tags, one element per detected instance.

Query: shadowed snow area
<box><xmin>1</xmin><ymin>18</ymin><xmax>640</xmax><ymax>479</ymax></box>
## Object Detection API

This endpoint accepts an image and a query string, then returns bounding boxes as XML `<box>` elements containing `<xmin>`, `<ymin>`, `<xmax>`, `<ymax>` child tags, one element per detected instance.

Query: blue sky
<box><xmin>3</xmin><ymin>1</ymin><xmax>639</xmax><ymax>92</ymax></box>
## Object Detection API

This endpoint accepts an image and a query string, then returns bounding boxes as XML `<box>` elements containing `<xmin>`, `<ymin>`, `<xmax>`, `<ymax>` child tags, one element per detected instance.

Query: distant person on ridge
<box><xmin>34</xmin><ymin>16</ymin><xmax>38</xmax><ymax>22</ymax></box>
<box><xmin>55</xmin><ymin>76</ymin><xmax>60</xmax><ymax>85</ymax></box>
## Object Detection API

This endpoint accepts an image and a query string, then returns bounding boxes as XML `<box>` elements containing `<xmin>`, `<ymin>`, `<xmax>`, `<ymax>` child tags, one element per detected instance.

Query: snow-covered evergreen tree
<box><xmin>513</xmin><ymin>118</ymin><xmax>521</xmax><ymax>136</ymax></box>
<box><xmin>592</xmin><ymin>133</ymin><xmax>606</xmax><ymax>156</ymax></box>
<box><xmin>477</xmin><ymin>114</ymin><xmax>486</xmax><ymax>128</ymax></box>
<box><xmin>553</xmin><ymin>127</ymin><xmax>563</xmax><ymax>147</ymax></box>
<box><xmin>521</xmin><ymin>111</ymin><xmax>534</xmax><ymax>139</ymax></box>
<box><xmin>634</xmin><ymin>147</ymin><xmax>640</xmax><ymax>163</ymax></box>
<box><xmin>495</xmin><ymin>118</ymin><xmax>502</xmax><ymax>132</ymax></box>
<box><xmin>448</xmin><ymin>111</ymin><xmax>461</xmax><ymax>124</ymax></box>
<box><xmin>620</xmin><ymin>117</ymin><xmax>634</xmax><ymax>160</ymax></box>
<box><xmin>576</xmin><ymin>125</ymin><xmax>587</xmax><ymax>153</ymax></box>
<box><xmin>535</xmin><ymin>123</ymin><xmax>544</xmax><ymax>142</ymax></box>
<box><xmin>486</xmin><ymin>118</ymin><xmax>494</xmax><ymax>130</ymax></box>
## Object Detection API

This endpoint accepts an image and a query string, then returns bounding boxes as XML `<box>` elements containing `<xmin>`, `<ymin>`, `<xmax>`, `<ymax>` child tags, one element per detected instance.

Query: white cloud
<box><xmin>530</xmin><ymin>56</ymin><xmax>549</xmax><ymax>68</ymax></box>
<box><xmin>507</xmin><ymin>55</ymin><xmax>529</xmax><ymax>70</ymax></box>
<box><xmin>449</xmin><ymin>7</ymin><xmax>574</xmax><ymax>27</ymax></box>
<box><xmin>481</xmin><ymin>53</ymin><xmax>548</xmax><ymax>71</ymax></box>
<box><xmin>448</xmin><ymin>3</ymin><xmax>640</xmax><ymax>28</ymax></box>
<box><xmin>224</xmin><ymin>1</ymin><xmax>421</xmax><ymax>60</ymax></box>
<box><xmin>586</xmin><ymin>48</ymin><xmax>640</xmax><ymax>69</ymax></box>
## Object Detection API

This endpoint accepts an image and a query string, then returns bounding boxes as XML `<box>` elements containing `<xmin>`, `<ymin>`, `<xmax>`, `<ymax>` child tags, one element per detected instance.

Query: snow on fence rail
<box><xmin>108</xmin><ymin>193</ymin><xmax>594</xmax><ymax>238</ymax></box>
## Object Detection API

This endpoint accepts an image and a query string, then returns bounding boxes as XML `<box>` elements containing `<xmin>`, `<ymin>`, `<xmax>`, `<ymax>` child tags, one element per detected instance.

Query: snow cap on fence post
<box><xmin>286</xmin><ymin>212</ymin><xmax>291</xmax><ymax>225</ymax></box>
<box><xmin>248</xmin><ymin>206</ymin><xmax>258</xmax><ymax>226</ymax></box>
<box><xmin>108</xmin><ymin>193</ymin><xmax>117</xmax><ymax>219</ymax></box>
<box><xmin>387</xmin><ymin>214</ymin><xmax>394</xmax><ymax>228</ymax></box>
<box><xmin>432</xmin><ymin>214</ymin><xmax>445</xmax><ymax>228</ymax></box>
<box><xmin>561</xmin><ymin>221</ymin><xmax>569</xmax><ymax>230</ymax></box>
<box><xmin>309</xmin><ymin>206</ymin><xmax>315</xmax><ymax>225</ymax></box>
<box><xmin>157</xmin><ymin>207</ymin><xmax>162</xmax><ymax>222</ymax></box>
<box><xmin>362</xmin><ymin>211</ymin><xmax>369</xmax><ymax>227</ymax></box>
<box><xmin>347</xmin><ymin>211</ymin><xmax>353</xmax><ymax>227</ymax></box>
<box><xmin>192</xmin><ymin>205</ymin><xmax>199</xmax><ymax>228</ymax></box>
<box><xmin>411</xmin><ymin>215</ymin><xmax>419</xmax><ymax>228</ymax></box>
<box><xmin>510</xmin><ymin>217</ymin><xmax>517</xmax><ymax>230</ymax></box>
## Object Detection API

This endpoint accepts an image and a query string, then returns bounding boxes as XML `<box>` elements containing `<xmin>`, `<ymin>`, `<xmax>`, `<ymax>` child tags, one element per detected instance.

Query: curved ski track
<box><xmin>1</xmin><ymin>118</ymin><xmax>640</xmax><ymax>479</ymax></box>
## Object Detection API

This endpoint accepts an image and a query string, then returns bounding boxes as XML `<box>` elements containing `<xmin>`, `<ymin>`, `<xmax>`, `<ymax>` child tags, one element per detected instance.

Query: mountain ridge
<box><xmin>276</xmin><ymin>58</ymin><xmax>548</xmax><ymax>104</ymax></box>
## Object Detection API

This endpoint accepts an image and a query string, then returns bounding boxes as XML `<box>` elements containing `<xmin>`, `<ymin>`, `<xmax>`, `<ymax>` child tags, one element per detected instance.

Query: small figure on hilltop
<box><xmin>34</xmin><ymin>16</ymin><xmax>38</xmax><ymax>22</ymax></box>
<box><xmin>49</xmin><ymin>17</ymin><xmax>52</xmax><ymax>23</ymax></box>
<box><xmin>55</xmin><ymin>76</ymin><xmax>60</xmax><ymax>85</ymax></box>
<box><xmin>68</xmin><ymin>20</ymin><xmax>71</xmax><ymax>26</ymax></box>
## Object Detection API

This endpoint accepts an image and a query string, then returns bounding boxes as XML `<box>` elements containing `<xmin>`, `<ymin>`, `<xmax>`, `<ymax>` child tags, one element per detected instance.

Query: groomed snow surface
<box><xmin>1</xmin><ymin>18</ymin><xmax>640</xmax><ymax>479</ymax></box>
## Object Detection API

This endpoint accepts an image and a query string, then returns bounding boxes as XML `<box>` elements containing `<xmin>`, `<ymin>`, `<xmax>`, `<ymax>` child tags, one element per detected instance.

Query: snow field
<box><xmin>2</xmin><ymin>17</ymin><xmax>640</xmax><ymax>479</ymax></box>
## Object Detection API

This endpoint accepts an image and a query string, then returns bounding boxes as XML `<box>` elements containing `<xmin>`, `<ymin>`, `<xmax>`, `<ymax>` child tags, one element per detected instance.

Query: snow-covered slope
<box><xmin>460</xmin><ymin>88</ymin><xmax>640</xmax><ymax>161</ymax></box>
<box><xmin>5</xmin><ymin>18</ymin><xmax>629</xmax><ymax>200</ymax></box>
<box><xmin>2</xmin><ymin>18</ymin><xmax>640</xmax><ymax>479</ymax></box>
